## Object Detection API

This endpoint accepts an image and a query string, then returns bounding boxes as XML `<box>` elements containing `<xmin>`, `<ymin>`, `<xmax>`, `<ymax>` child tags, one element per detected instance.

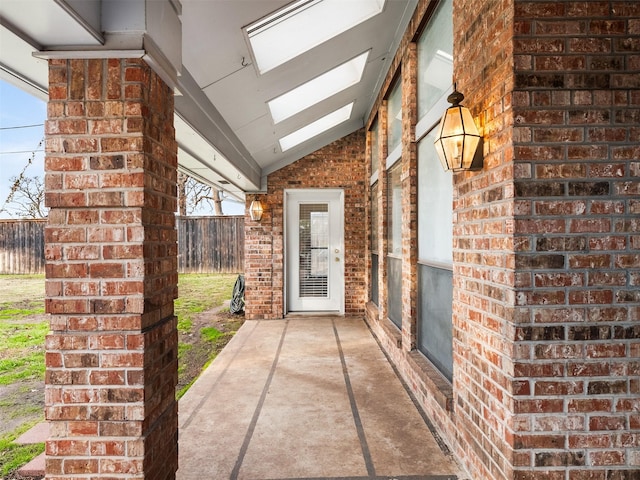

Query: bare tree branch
<box><xmin>177</xmin><ymin>172</ymin><xmax>224</xmax><ymax>216</ymax></box>
<box><xmin>0</xmin><ymin>137</ymin><xmax>44</xmax><ymax>217</ymax></box>
<box><xmin>2</xmin><ymin>175</ymin><xmax>48</xmax><ymax>219</ymax></box>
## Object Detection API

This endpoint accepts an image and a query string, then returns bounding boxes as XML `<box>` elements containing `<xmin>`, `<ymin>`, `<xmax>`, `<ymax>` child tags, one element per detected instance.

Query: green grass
<box><xmin>201</xmin><ymin>326</ymin><xmax>223</xmax><ymax>343</ymax></box>
<box><xmin>175</xmin><ymin>274</ymin><xmax>238</xmax><ymax>333</ymax></box>
<box><xmin>0</xmin><ymin>399</ymin><xmax>42</xmax><ymax>420</ymax></box>
<box><xmin>0</xmin><ymin>422</ymin><xmax>45</xmax><ymax>477</ymax></box>
<box><xmin>176</xmin><ymin>380</ymin><xmax>195</xmax><ymax>400</ymax></box>
<box><xmin>175</xmin><ymin>273</ymin><xmax>237</xmax><ymax>377</ymax></box>
<box><xmin>0</xmin><ymin>275</ymin><xmax>45</xmax><ymax>305</ymax></box>
<box><xmin>177</xmin><ymin>343</ymin><xmax>193</xmax><ymax>378</ymax></box>
<box><xmin>0</xmin><ymin>306</ymin><xmax>45</xmax><ymax>320</ymax></box>
<box><xmin>174</xmin><ymin>274</ymin><xmax>239</xmax><ymax>400</ymax></box>
<box><xmin>0</xmin><ymin>321</ymin><xmax>48</xmax><ymax>385</ymax></box>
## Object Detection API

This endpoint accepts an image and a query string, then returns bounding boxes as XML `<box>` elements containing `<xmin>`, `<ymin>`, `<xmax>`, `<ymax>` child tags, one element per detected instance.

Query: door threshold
<box><xmin>286</xmin><ymin>312</ymin><xmax>344</xmax><ymax>318</ymax></box>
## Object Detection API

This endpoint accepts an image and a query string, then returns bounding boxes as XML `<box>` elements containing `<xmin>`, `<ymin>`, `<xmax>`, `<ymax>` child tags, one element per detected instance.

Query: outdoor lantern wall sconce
<box><xmin>433</xmin><ymin>85</ymin><xmax>483</xmax><ymax>171</ymax></box>
<box><xmin>249</xmin><ymin>199</ymin><xmax>264</xmax><ymax>221</ymax></box>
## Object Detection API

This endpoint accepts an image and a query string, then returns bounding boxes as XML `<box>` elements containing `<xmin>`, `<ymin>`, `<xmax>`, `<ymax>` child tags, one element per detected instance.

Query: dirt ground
<box><xmin>3</xmin><ymin>472</ymin><xmax>42</xmax><ymax>480</ymax></box>
<box><xmin>177</xmin><ymin>305</ymin><xmax>245</xmax><ymax>394</ymax></box>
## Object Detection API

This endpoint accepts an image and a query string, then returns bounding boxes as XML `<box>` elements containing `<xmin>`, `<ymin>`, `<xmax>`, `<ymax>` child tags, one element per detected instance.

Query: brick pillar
<box><xmin>510</xmin><ymin>2</ymin><xmax>640</xmax><ymax>478</ymax></box>
<box><xmin>244</xmin><ymin>193</ymin><xmax>276</xmax><ymax>320</ymax></box>
<box><xmin>401</xmin><ymin>43</ymin><xmax>418</xmax><ymax>351</ymax></box>
<box><xmin>44</xmin><ymin>58</ymin><xmax>178</xmax><ymax>479</ymax></box>
<box><xmin>453</xmin><ymin>0</ymin><xmax>640</xmax><ymax>478</ymax></box>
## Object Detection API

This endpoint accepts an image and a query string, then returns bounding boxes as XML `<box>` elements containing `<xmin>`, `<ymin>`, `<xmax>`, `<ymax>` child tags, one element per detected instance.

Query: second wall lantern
<box><xmin>249</xmin><ymin>200</ymin><xmax>264</xmax><ymax>221</ymax></box>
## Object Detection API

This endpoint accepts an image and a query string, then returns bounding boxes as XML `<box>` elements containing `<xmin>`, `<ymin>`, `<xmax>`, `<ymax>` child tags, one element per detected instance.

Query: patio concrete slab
<box><xmin>177</xmin><ymin>317</ymin><xmax>463</xmax><ymax>480</ymax></box>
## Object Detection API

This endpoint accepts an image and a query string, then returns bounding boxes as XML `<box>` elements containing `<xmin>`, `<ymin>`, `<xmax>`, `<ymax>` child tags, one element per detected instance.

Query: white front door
<box><xmin>286</xmin><ymin>189</ymin><xmax>344</xmax><ymax>313</ymax></box>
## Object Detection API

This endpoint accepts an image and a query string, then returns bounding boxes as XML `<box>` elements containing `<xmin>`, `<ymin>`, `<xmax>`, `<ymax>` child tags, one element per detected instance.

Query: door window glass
<box><xmin>299</xmin><ymin>204</ymin><xmax>328</xmax><ymax>297</ymax></box>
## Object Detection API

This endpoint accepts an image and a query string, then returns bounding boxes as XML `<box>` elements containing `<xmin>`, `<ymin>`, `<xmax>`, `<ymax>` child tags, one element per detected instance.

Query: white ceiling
<box><xmin>0</xmin><ymin>0</ymin><xmax>417</xmax><ymax>198</ymax></box>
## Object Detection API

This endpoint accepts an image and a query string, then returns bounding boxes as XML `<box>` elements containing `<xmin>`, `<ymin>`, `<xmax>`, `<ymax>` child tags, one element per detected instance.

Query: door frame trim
<box><xmin>283</xmin><ymin>188</ymin><xmax>345</xmax><ymax>315</ymax></box>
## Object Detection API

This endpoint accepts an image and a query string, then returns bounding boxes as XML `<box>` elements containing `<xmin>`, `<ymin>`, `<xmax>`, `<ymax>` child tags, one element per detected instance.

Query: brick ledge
<box><xmin>364</xmin><ymin>302</ymin><xmax>402</xmax><ymax>348</ymax></box>
<box><xmin>380</xmin><ymin>316</ymin><xmax>402</xmax><ymax>348</ymax></box>
<box><xmin>407</xmin><ymin>350</ymin><xmax>454</xmax><ymax>414</ymax></box>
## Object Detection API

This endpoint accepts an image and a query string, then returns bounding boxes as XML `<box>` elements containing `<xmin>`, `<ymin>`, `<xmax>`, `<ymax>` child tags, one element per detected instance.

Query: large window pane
<box><xmin>418</xmin><ymin>264</ymin><xmax>453</xmax><ymax>381</ymax></box>
<box><xmin>387</xmin><ymin>256</ymin><xmax>402</xmax><ymax>328</ymax></box>
<box><xmin>387</xmin><ymin>80</ymin><xmax>402</xmax><ymax>154</ymax></box>
<box><xmin>371</xmin><ymin>182</ymin><xmax>379</xmax><ymax>253</ymax></box>
<box><xmin>387</xmin><ymin>163</ymin><xmax>402</xmax><ymax>329</ymax></box>
<box><xmin>418</xmin><ymin>130</ymin><xmax>453</xmax><ymax>265</ymax></box>
<box><xmin>417</xmin><ymin>0</ymin><xmax>453</xmax><ymax>119</ymax></box>
<box><xmin>387</xmin><ymin>163</ymin><xmax>402</xmax><ymax>256</ymax></box>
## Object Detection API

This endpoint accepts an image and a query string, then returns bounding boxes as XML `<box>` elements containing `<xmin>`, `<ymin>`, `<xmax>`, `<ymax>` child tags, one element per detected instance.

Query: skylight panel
<box><xmin>246</xmin><ymin>0</ymin><xmax>385</xmax><ymax>74</ymax></box>
<box><xmin>279</xmin><ymin>103</ymin><xmax>354</xmax><ymax>151</ymax></box>
<box><xmin>268</xmin><ymin>51</ymin><xmax>369</xmax><ymax>123</ymax></box>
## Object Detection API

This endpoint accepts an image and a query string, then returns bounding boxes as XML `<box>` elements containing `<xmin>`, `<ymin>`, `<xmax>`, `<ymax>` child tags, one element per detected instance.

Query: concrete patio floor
<box><xmin>177</xmin><ymin>316</ymin><xmax>464</xmax><ymax>480</ymax></box>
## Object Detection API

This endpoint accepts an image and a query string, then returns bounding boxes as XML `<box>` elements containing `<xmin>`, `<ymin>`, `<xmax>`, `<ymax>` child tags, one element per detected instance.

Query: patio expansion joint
<box><xmin>332</xmin><ymin>318</ymin><xmax>376</xmax><ymax>477</ymax></box>
<box><xmin>230</xmin><ymin>319</ymin><xmax>290</xmax><ymax>480</ymax></box>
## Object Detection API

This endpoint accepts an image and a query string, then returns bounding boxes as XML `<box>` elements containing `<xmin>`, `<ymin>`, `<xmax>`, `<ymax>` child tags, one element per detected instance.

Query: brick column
<box><xmin>453</xmin><ymin>0</ymin><xmax>640</xmax><ymax>478</ymax></box>
<box><xmin>510</xmin><ymin>2</ymin><xmax>640</xmax><ymax>478</ymax></box>
<box><xmin>44</xmin><ymin>58</ymin><xmax>178</xmax><ymax>479</ymax></box>
<box><xmin>401</xmin><ymin>43</ymin><xmax>418</xmax><ymax>351</ymax></box>
<box><xmin>451</xmin><ymin>0</ymin><xmax>519</xmax><ymax>477</ymax></box>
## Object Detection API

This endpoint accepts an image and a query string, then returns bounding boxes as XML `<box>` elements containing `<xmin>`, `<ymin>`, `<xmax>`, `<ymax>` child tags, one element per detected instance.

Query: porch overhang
<box><xmin>0</xmin><ymin>0</ymin><xmax>418</xmax><ymax>197</ymax></box>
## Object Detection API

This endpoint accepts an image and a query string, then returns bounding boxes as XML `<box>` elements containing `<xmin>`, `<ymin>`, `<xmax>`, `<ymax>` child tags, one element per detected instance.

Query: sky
<box><xmin>0</xmin><ymin>79</ymin><xmax>243</xmax><ymax>218</ymax></box>
<box><xmin>0</xmin><ymin>80</ymin><xmax>46</xmax><ymax>219</ymax></box>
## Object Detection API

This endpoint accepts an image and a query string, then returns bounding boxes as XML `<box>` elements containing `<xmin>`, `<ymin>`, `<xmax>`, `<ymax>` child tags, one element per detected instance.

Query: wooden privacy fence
<box><xmin>0</xmin><ymin>216</ymin><xmax>244</xmax><ymax>274</ymax></box>
<box><xmin>0</xmin><ymin>219</ymin><xmax>46</xmax><ymax>274</ymax></box>
<box><xmin>177</xmin><ymin>216</ymin><xmax>244</xmax><ymax>273</ymax></box>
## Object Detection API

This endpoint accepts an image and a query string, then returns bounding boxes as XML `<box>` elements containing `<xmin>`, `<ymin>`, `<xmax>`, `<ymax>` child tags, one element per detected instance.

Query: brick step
<box><xmin>16</xmin><ymin>422</ymin><xmax>48</xmax><ymax>478</ymax></box>
<box><xmin>16</xmin><ymin>422</ymin><xmax>48</xmax><ymax>444</ymax></box>
<box><xmin>17</xmin><ymin>452</ymin><xmax>45</xmax><ymax>477</ymax></box>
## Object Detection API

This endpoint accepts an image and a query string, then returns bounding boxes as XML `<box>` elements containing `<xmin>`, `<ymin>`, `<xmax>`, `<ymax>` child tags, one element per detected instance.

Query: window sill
<box><xmin>381</xmin><ymin>316</ymin><xmax>402</xmax><ymax>348</ymax></box>
<box><xmin>364</xmin><ymin>302</ymin><xmax>402</xmax><ymax>349</ymax></box>
<box><xmin>407</xmin><ymin>350</ymin><xmax>454</xmax><ymax>413</ymax></box>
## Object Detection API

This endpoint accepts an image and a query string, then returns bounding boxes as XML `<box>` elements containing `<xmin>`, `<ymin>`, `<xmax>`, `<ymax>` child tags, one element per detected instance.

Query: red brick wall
<box><xmin>243</xmin><ymin>0</ymin><xmax>639</xmax><ymax>478</ymax></box>
<box><xmin>244</xmin><ymin>130</ymin><xmax>367</xmax><ymax>320</ymax></box>
<box><xmin>510</xmin><ymin>2</ymin><xmax>640</xmax><ymax>477</ymax></box>
<box><xmin>44</xmin><ymin>58</ymin><xmax>178</xmax><ymax>479</ymax></box>
<box><xmin>364</xmin><ymin>0</ymin><xmax>639</xmax><ymax>479</ymax></box>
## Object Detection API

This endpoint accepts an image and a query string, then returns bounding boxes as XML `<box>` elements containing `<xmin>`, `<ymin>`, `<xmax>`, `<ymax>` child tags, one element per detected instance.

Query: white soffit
<box><xmin>0</xmin><ymin>0</ymin><xmax>103</xmax><ymax>47</ymax></box>
<box><xmin>0</xmin><ymin>26</ymin><xmax>48</xmax><ymax>99</ymax></box>
<box><xmin>246</xmin><ymin>0</ymin><xmax>385</xmax><ymax>74</ymax></box>
<box><xmin>268</xmin><ymin>50</ymin><xmax>369</xmax><ymax>124</ymax></box>
<box><xmin>279</xmin><ymin>103</ymin><xmax>354</xmax><ymax>152</ymax></box>
<box><xmin>174</xmin><ymin>114</ymin><xmax>251</xmax><ymax>196</ymax></box>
